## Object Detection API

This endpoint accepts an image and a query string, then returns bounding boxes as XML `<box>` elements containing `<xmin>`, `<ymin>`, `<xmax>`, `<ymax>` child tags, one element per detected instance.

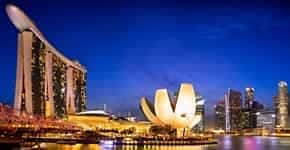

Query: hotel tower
<box><xmin>6</xmin><ymin>5</ymin><xmax>87</xmax><ymax>118</ymax></box>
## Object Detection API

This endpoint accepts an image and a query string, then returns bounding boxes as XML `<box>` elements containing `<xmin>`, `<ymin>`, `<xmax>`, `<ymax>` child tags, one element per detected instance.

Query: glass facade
<box><xmin>256</xmin><ymin>111</ymin><xmax>275</xmax><ymax>130</ymax></box>
<box><xmin>250</xmin><ymin>101</ymin><xmax>264</xmax><ymax>128</ymax></box>
<box><xmin>193</xmin><ymin>93</ymin><xmax>204</xmax><ymax>132</ymax></box>
<box><xmin>215</xmin><ymin>100</ymin><xmax>225</xmax><ymax>130</ymax></box>
<box><xmin>228</xmin><ymin>89</ymin><xmax>242</xmax><ymax>131</ymax></box>
<box><xmin>241</xmin><ymin>109</ymin><xmax>251</xmax><ymax>129</ymax></box>
<box><xmin>275</xmin><ymin>81</ymin><xmax>288</xmax><ymax>128</ymax></box>
<box><xmin>241</xmin><ymin>88</ymin><xmax>264</xmax><ymax>129</ymax></box>
<box><xmin>245</xmin><ymin>88</ymin><xmax>254</xmax><ymax>109</ymax></box>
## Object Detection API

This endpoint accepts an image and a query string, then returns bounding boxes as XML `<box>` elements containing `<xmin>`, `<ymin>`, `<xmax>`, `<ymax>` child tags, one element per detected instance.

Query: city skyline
<box><xmin>1</xmin><ymin>0</ymin><xmax>290</xmax><ymax>119</ymax></box>
<box><xmin>2</xmin><ymin>1</ymin><xmax>290</xmax><ymax>149</ymax></box>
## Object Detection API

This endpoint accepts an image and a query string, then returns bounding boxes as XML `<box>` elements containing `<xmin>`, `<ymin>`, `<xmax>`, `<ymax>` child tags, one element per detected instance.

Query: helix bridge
<box><xmin>0</xmin><ymin>103</ymin><xmax>98</xmax><ymax>145</ymax></box>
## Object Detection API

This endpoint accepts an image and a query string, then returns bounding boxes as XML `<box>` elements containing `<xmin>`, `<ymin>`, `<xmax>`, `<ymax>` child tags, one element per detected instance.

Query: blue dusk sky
<box><xmin>0</xmin><ymin>0</ymin><xmax>290</xmax><ymax>120</ymax></box>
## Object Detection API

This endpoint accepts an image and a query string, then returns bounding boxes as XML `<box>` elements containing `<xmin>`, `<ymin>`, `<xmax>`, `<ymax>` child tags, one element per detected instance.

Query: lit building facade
<box><xmin>241</xmin><ymin>104</ymin><xmax>264</xmax><ymax>129</ymax></box>
<box><xmin>250</xmin><ymin>101</ymin><xmax>264</xmax><ymax>128</ymax></box>
<box><xmin>140</xmin><ymin>83</ymin><xmax>201</xmax><ymax>129</ymax></box>
<box><xmin>274</xmin><ymin>81</ymin><xmax>288</xmax><ymax>128</ymax></box>
<box><xmin>241</xmin><ymin>108</ymin><xmax>251</xmax><ymax>129</ymax></box>
<box><xmin>6</xmin><ymin>5</ymin><xmax>87</xmax><ymax>118</ymax></box>
<box><xmin>256</xmin><ymin>111</ymin><xmax>276</xmax><ymax>130</ymax></box>
<box><xmin>192</xmin><ymin>93</ymin><xmax>205</xmax><ymax>132</ymax></box>
<box><xmin>225</xmin><ymin>89</ymin><xmax>242</xmax><ymax>131</ymax></box>
<box><xmin>215</xmin><ymin>100</ymin><xmax>225</xmax><ymax>130</ymax></box>
<box><xmin>68</xmin><ymin>110</ymin><xmax>151</xmax><ymax>134</ymax></box>
<box><xmin>242</xmin><ymin>88</ymin><xmax>255</xmax><ymax>129</ymax></box>
<box><xmin>245</xmin><ymin>88</ymin><xmax>255</xmax><ymax>109</ymax></box>
<box><xmin>241</xmin><ymin>87</ymin><xmax>264</xmax><ymax>129</ymax></box>
<box><xmin>172</xmin><ymin>91</ymin><xmax>205</xmax><ymax>132</ymax></box>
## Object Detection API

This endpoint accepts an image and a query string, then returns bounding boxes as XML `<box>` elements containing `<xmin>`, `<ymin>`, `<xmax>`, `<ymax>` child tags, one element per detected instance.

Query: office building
<box><xmin>241</xmin><ymin>103</ymin><xmax>264</xmax><ymax>129</ymax></box>
<box><xmin>256</xmin><ymin>111</ymin><xmax>275</xmax><ymax>130</ymax></box>
<box><xmin>241</xmin><ymin>108</ymin><xmax>251</xmax><ymax>129</ymax></box>
<box><xmin>215</xmin><ymin>100</ymin><xmax>225</xmax><ymax>130</ymax></box>
<box><xmin>249</xmin><ymin>101</ymin><xmax>264</xmax><ymax>128</ymax></box>
<box><xmin>245</xmin><ymin>88</ymin><xmax>255</xmax><ymax>109</ymax></box>
<box><xmin>242</xmin><ymin>87</ymin><xmax>264</xmax><ymax>129</ymax></box>
<box><xmin>242</xmin><ymin>88</ymin><xmax>255</xmax><ymax>129</ymax></box>
<box><xmin>6</xmin><ymin>5</ymin><xmax>87</xmax><ymax>118</ymax></box>
<box><xmin>225</xmin><ymin>89</ymin><xmax>242</xmax><ymax>131</ymax></box>
<box><xmin>193</xmin><ymin>93</ymin><xmax>205</xmax><ymax>132</ymax></box>
<box><xmin>274</xmin><ymin>81</ymin><xmax>288</xmax><ymax>128</ymax></box>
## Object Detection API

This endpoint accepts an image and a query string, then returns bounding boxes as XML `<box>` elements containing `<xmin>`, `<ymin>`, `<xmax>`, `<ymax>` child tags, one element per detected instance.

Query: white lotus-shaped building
<box><xmin>140</xmin><ymin>83</ymin><xmax>201</xmax><ymax>128</ymax></box>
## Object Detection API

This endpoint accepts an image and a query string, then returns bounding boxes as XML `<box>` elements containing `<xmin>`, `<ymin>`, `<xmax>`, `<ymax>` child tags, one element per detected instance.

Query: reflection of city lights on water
<box><xmin>253</xmin><ymin>136</ymin><xmax>280</xmax><ymax>146</ymax></box>
<box><xmin>271</xmin><ymin>139</ymin><xmax>278</xmax><ymax>145</ymax></box>
<box><xmin>223</xmin><ymin>135</ymin><xmax>232</xmax><ymax>148</ymax></box>
<box><xmin>243</xmin><ymin>137</ymin><xmax>257</xmax><ymax>150</ymax></box>
<box><xmin>100</xmin><ymin>140</ymin><xmax>114</xmax><ymax>145</ymax></box>
<box><xmin>279</xmin><ymin>139</ymin><xmax>290</xmax><ymax>145</ymax></box>
<box><xmin>253</xmin><ymin>136</ymin><xmax>262</xmax><ymax>144</ymax></box>
<box><xmin>100</xmin><ymin>140</ymin><xmax>114</xmax><ymax>149</ymax></box>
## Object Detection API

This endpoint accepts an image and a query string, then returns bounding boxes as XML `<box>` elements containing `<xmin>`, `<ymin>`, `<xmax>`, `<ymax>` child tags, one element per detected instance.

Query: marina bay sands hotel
<box><xmin>6</xmin><ymin>5</ymin><xmax>87</xmax><ymax>118</ymax></box>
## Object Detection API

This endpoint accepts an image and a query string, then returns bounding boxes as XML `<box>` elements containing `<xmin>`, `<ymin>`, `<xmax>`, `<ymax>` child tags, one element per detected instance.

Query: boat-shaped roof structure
<box><xmin>6</xmin><ymin>4</ymin><xmax>86</xmax><ymax>72</ymax></box>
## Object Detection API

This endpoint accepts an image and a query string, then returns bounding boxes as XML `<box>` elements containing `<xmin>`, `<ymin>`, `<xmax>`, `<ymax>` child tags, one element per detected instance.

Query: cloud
<box><xmin>191</xmin><ymin>6</ymin><xmax>290</xmax><ymax>40</ymax></box>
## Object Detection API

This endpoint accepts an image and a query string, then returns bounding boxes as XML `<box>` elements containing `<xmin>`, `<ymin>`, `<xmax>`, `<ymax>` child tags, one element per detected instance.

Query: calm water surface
<box><xmin>9</xmin><ymin>136</ymin><xmax>290</xmax><ymax>150</ymax></box>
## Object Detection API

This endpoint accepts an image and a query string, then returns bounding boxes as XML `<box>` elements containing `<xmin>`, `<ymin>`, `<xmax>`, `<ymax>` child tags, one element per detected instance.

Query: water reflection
<box><xmin>109</xmin><ymin>145</ymin><xmax>207</xmax><ymax>150</ymax></box>
<box><xmin>216</xmin><ymin>136</ymin><xmax>290</xmax><ymax>150</ymax></box>
<box><xmin>46</xmin><ymin>143</ymin><xmax>102</xmax><ymax>150</ymax></box>
<box><xmin>33</xmin><ymin>136</ymin><xmax>290</xmax><ymax>150</ymax></box>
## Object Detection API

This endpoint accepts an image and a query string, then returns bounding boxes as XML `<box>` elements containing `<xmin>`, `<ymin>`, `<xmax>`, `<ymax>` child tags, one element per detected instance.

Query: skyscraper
<box><xmin>215</xmin><ymin>100</ymin><xmax>225</xmax><ymax>130</ymax></box>
<box><xmin>6</xmin><ymin>5</ymin><xmax>87</xmax><ymax>118</ymax></box>
<box><xmin>241</xmin><ymin>87</ymin><xmax>255</xmax><ymax>129</ymax></box>
<box><xmin>193</xmin><ymin>93</ymin><xmax>205</xmax><ymax>132</ymax></box>
<box><xmin>225</xmin><ymin>89</ymin><xmax>242</xmax><ymax>131</ymax></box>
<box><xmin>275</xmin><ymin>81</ymin><xmax>288</xmax><ymax>128</ymax></box>
<box><xmin>250</xmin><ymin>100</ymin><xmax>264</xmax><ymax>128</ymax></box>
<box><xmin>241</xmin><ymin>108</ymin><xmax>251</xmax><ymax>129</ymax></box>
<box><xmin>241</xmin><ymin>87</ymin><xmax>264</xmax><ymax>129</ymax></box>
<box><xmin>245</xmin><ymin>88</ymin><xmax>255</xmax><ymax>109</ymax></box>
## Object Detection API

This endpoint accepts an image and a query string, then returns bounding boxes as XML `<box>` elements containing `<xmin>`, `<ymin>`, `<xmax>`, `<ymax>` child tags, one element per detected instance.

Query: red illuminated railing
<box><xmin>0</xmin><ymin>103</ymin><xmax>82</xmax><ymax>132</ymax></box>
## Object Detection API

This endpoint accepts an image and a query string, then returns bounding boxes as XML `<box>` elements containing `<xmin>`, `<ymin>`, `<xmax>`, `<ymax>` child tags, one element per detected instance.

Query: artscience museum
<box><xmin>140</xmin><ymin>83</ymin><xmax>202</xmax><ymax>129</ymax></box>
